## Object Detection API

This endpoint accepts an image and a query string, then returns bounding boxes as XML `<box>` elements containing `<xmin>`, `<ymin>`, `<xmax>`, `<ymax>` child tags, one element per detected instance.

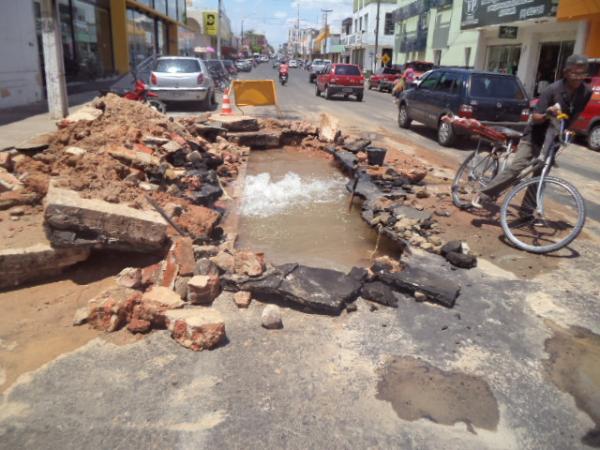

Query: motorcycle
<box><xmin>100</xmin><ymin>71</ymin><xmax>166</xmax><ymax>114</ymax></box>
<box><xmin>279</xmin><ymin>71</ymin><xmax>288</xmax><ymax>86</ymax></box>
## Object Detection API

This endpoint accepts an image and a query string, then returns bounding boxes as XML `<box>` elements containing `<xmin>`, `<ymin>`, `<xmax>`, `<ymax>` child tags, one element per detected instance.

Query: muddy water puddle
<box><xmin>376</xmin><ymin>356</ymin><xmax>499</xmax><ymax>432</ymax></box>
<box><xmin>237</xmin><ymin>148</ymin><xmax>400</xmax><ymax>271</ymax></box>
<box><xmin>544</xmin><ymin>320</ymin><xmax>600</xmax><ymax>447</ymax></box>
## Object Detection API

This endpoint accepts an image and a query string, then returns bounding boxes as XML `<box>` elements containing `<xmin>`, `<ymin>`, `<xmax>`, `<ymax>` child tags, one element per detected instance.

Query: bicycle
<box><xmin>449</xmin><ymin>116</ymin><xmax>521</xmax><ymax>209</ymax></box>
<box><xmin>450</xmin><ymin>113</ymin><xmax>586</xmax><ymax>254</ymax></box>
<box><xmin>499</xmin><ymin>113</ymin><xmax>586</xmax><ymax>253</ymax></box>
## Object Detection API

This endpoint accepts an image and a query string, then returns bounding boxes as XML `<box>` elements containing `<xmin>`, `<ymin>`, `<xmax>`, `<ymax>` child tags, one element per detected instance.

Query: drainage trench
<box><xmin>236</xmin><ymin>147</ymin><xmax>400</xmax><ymax>272</ymax></box>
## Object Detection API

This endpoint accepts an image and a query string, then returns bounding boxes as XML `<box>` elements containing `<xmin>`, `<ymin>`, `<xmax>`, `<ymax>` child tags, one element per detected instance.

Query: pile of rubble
<box><xmin>1</xmin><ymin>98</ymin><xmax>473</xmax><ymax>351</ymax></box>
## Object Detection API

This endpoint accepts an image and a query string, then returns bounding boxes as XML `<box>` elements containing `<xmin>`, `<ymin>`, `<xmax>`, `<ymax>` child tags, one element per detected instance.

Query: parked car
<box><xmin>289</xmin><ymin>59</ymin><xmax>298</xmax><ymax>68</ymax></box>
<box><xmin>369</xmin><ymin>65</ymin><xmax>403</xmax><ymax>92</ymax></box>
<box><xmin>315</xmin><ymin>63</ymin><xmax>364</xmax><ymax>101</ymax></box>
<box><xmin>148</xmin><ymin>56</ymin><xmax>215</xmax><ymax>110</ymax></box>
<box><xmin>570</xmin><ymin>76</ymin><xmax>600</xmax><ymax>151</ymax></box>
<box><xmin>223</xmin><ymin>60</ymin><xmax>238</xmax><ymax>76</ymax></box>
<box><xmin>309</xmin><ymin>59</ymin><xmax>332</xmax><ymax>83</ymax></box>
<box><xmin>259</xmin><ymin>55</ymin><xmax>269</xmax><ymax>63</ymax></box>
<box><xmin>397</xmin><ymin>68</ymin><xmax>530</xmax><ymax>146</ymax></box>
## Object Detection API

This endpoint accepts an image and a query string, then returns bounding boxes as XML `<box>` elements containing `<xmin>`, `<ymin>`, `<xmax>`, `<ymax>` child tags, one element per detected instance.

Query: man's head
<box><xmin>564</xmin><ymin>54</ymin><xmax>589</xmax><ymax>90</ymax></box>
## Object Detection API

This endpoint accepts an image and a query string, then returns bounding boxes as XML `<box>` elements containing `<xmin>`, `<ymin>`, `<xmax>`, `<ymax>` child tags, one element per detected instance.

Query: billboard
<box><xmin>203</xmin><ymin>11</ymin><xmax>218</xmax><ymax>36</ymax></box>
<box><xmin>461</xmin><ymin>0</ymin><xmax>558</xmax><ymax>30</ymax></box>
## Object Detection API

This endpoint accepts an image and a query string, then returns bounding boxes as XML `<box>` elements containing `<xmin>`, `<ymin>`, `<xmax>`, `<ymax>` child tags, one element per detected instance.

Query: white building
<box><xmin>0</xmin><ymin>0</ymin><xmax>43</xmax><ymax>109</ymax></box>
<box><xmin>346</xmin><ymin>0</ymin><xmax>398</xmax><ymax>72</ymax></box>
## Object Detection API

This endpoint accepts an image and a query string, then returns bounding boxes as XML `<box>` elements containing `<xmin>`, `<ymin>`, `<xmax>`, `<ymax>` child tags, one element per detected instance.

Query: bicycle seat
<box><xmin>491</xmin><ymin>126</ymin><xmax>523</xmax><ymax>140</ymax></box>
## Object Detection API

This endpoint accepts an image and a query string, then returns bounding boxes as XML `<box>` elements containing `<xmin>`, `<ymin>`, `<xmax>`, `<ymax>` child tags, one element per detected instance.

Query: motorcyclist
<box><xmin>472</xmin><ymin>54</ymin><xmax>593</xmax><ymax>210</ymax></box>
<box><xmin>279</xmin><ymin>61</ymin><xmax>289</xmax><ymax>81</ymax></box>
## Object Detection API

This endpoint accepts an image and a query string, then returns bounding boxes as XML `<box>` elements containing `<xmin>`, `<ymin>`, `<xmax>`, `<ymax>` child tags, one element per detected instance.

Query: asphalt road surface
<box><xmin>1</xmin><ymin>63</ymin><xmax>599</xmax><ymax>450</ymax></box>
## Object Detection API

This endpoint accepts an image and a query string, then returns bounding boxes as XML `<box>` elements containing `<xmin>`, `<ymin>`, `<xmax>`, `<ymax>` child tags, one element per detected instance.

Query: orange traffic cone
<box><xmin>221</xmin><ymin>87</ymin><xmax>233</xmax><ymax>115</ymax></box>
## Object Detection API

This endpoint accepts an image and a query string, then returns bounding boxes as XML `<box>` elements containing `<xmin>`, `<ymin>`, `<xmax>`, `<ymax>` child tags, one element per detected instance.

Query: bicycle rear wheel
<box><xmin>451</xmin><ymin>149</ymin><xmax>499</xmax><ymax>208</ymax></box>
<box><xmin>500</xmin><ymin>176</ymin><xmax>586</xmax><ymax>253</ymax></box>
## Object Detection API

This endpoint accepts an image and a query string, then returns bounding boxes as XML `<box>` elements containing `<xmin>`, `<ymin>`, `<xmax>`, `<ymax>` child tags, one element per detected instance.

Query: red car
<box><xmin>571</xmin><ymin>76</ymin><xmax>600</xmax><ymax>151</ymax></box>
<box><xmin>368</xmin><ymin>65</ymin><xmax>403</xmax><ymax>92</ymax></box>
<box><xmin>315</xmin><ymin>63</ymin><xmax>365</xmax><ymax>102</ymax></box>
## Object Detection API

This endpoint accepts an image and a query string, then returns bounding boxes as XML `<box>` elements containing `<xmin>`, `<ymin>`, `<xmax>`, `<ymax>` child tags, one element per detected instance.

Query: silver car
<box><xmin>149</xmin><ymin>57</ymin><xmax>215</xmax><ymax>109</ymax></box>
<box><xmin>309</xmin><ymin>59</ymin><xmax>331</xmax><ymax>83</ymax></box>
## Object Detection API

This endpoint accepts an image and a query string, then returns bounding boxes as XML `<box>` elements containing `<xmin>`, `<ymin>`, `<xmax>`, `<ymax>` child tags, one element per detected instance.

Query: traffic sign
<box><xmin>381</xmin><ymin>54</ymin><xmax>391</xmax><ymax>65</ymax></box>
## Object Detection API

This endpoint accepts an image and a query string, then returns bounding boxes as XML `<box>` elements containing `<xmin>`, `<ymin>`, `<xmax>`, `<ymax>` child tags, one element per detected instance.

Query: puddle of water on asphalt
<box><xmin>543</xmin><ymin>320</ymin><xmax>600</xmax><ymax>447</ymax></box>
<box><xmin>376</xmin><ymin>356</ymin><xmax>500</xmax><ymax>433</ymax></box>
<box><xmin>237</xmin><ymin>148</ymin><xmax>400</xmax><ymax>271</ymax></box>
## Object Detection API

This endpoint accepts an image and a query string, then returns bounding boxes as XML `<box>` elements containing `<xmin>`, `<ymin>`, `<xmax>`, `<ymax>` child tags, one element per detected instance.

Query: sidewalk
<box><xmin>0</xmin><ymin>91</ymin><xmax>100</xmax><ymax>150</ymax></box>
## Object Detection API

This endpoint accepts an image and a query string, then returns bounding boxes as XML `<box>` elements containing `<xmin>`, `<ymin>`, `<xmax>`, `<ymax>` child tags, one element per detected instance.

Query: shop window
<box><xmin>486</xmin><ymin>45</ymin><xmax>521</xmax><ymax>75</ymax></box>
<box><xmin>154</xmin><ymin>0</ymin><xmax>167</xmax><ymax>16</ymax></box>
<box><xmin>167</xmin><ymin>0</ymin><xmax>178</xmax><ymax>20</ymax></box>
<box><xmin>128</xmin><ymin>8</ymin><xmax>157</xmax><ymax>68</ymax></box>
<box><xmin>536</xmin><ymin>41</ymin><xmax>575</xmax><ymax>95</ymax></box>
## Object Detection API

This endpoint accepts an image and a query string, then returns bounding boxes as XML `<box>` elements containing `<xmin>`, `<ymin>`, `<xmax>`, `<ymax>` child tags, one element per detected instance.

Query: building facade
<box><xmin>347</xmin><ymin>0</ymin><xmax>398</xmax><ymax>71</ymax></box>
<box><xmin>0</xmin><ymin>0</ymin><xmax>188</xmax><ymax>110</ymax></box>
<box><xmin>392</xmin><ymin>0</ymin><xmax>590</xmax><ymax>97</ymax></box>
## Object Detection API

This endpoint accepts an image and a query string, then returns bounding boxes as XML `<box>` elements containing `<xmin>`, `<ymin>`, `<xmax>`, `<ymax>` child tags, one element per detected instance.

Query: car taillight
<box><xmin>520</xmin><ymin>108</ymin><xmax>530</xmax><ymax>122</ymax></box>
<box><xmin>150</xmin><ymin>72</ymin><xmax>157</xmax><ymax>85</ymax></box>
<box><xmin>459</xmin><ymin>104</ymin><xmax>474</xmax><ymax>118</ymax></box>
<box><xmin>197</xmin><ymin>73</ymin><xmax>204</xmax><ymax>84</ymax></box>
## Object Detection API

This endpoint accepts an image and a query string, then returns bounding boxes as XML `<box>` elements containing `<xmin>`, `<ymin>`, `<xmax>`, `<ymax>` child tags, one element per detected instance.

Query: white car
<box><xmin>289</xmin><ymin>60</ymin><xmax>298</xmax><ymax>68</ymax></box>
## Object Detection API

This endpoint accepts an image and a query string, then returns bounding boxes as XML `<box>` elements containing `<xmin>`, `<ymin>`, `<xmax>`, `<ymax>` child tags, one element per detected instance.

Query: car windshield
<box><xmin>313</xmin><ymin>60</ymin><xmax>323</xmax><ymax>65</ymax></box>
<box><xmin>407</xmin><ymin>62</ymin><xmax>434</xmax><ymax>72</ymax></box>
<box><xmin>154</xmin><ymin>59</ymin><xmax>200</xmax><ymax>73</ymax></box>
<box><xmin>335</xmin><ymin>65</ymin><xmax>361</xmax><ymax>76</ymax></box>
<box><xmin>206</xmin><ymin>61</ymin><xmax>224</xmax><ymax>71</ymax></box>
<box><xmin>470</xmin><ymin>74</ymin><xmax>526</xmax><ymax>100</ymax></box>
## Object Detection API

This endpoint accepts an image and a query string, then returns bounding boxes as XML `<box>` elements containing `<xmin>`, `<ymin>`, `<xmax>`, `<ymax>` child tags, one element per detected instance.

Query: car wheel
<box><xmin>315</xmin><ymin>84</ymin><xmax>321</xmax><ymax>97</ymax></box>
<box><xmin>438</xmin><ymin>119</ymin><xmax>456</xmax><ymax>147</ymax></box>
<box><xmin>368</xmin><ymin>82</ymin><xmax>372</xmax><ymax>90</ymax></box>
<box><xmin>398</xmin><ymin>104</ymin><xmax>411</xmax><ymax>129</ymax></box>
<box><xmin>356</xmin><ymin>92</ymin><xmax>363</xmax><ymax>102</ymax></box>
<box><xmin>200</xmin><ymin>90</ymin><xmax>213</xmax><ymax>111</ymax></box>
<box><xmin>588</xmin><ymin>123</ymin><xmax>600</xmax><ymax>151</ymax></box>
<box><xmin>325</xmin><ymin>86</ymin><xmax>332</xmax><ymax>100</ymax></box>
<box><xmin>378</xmin><ymin>83</ymin><xmax>384</xmax><ymax>92</ymax></box>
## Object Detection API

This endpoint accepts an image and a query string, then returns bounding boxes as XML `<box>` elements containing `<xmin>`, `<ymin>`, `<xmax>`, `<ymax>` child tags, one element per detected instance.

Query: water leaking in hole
<box><xmin>543</xmin><ymin>320</ymin><xmax>600</xmax><ymax>448</ymax></box>
<box><xmin>376</xmin><ymin>356</ymin><xmax>500</xmax><ymax>433</ymax></box>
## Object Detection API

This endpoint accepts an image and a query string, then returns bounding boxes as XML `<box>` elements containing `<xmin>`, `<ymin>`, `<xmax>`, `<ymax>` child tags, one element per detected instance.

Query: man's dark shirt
<box><xmin>524</xmin><ymin>79</ymin><xmax>592</xmax><ymax>146</ymax></box>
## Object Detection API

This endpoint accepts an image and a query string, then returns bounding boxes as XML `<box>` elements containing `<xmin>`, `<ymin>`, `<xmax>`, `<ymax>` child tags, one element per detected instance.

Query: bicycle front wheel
<box><xmin>500</xmin><ymin>176</ymin><xmax>586</xmax><ymax>253</ymax></box>
<box><xmin>451</xmin><ymin>149</ymin><xmax>499</xmax><ymax>208</ymax></box>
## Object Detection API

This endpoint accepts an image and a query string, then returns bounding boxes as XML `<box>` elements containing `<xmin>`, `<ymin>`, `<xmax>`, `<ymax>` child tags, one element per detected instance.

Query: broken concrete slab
<box><xmin>343</xmin><ymin>138</ymin><xmax>371</xmax><ymax>153</ymax></box>
<box><xmin>0</xmin><ymin>243</ymin><xmax>91</xmax><ymax>290</ymax></box>
<box><xmin>227</xmin><ymin>131</ymin><xmax>281</xmax><ymax>149</ymax></box>
<box><xmin>333</xmin><ymin>151</ymin><xmax>357</xmax><ymax>174</ymax></box>
<box><xmin>141</xmin><ymin>286</ymin><xmax>186</xmax><ymax>310</ymax></box>
<box><xmin>165</xmin><ymin>308</ymin><xmax>226</xmax><ymax>351</ymax></box>
<box><xmin>14</xmin><ymin>132</ymin><xmax>54</xmax><ymax>152</ymax></box>
<box><xmin>44</xmin><ymin>186</ymin><xmax>168</xmax><ymax>252</ymax></box>
<box><xmin>85</xmin><ymin>287</ymin><xmax>141</xmax><ymax>332</ymax></box>
<box><xmin>361</xmin><ymin>281</ymin><xmax>408</xmax><ymax>308</ymax></box>
<box><xmin>210</xmin><ymin>115</ymin><xmax>259</xmax><ymax>132</ymax></box>
<box><xmin>237</xmin><ymin>264</ymin><xmax>362</xmax><ymax>315</ymax></box>
<box><xmin>59</xmin><ymin>105</ymin><xmax>103</xmax><ymax>125</ymax></box>
<box><xmin>377</xmin><ymin>266</ymin><xmax>460</xmax><ymax>308</ymax></box>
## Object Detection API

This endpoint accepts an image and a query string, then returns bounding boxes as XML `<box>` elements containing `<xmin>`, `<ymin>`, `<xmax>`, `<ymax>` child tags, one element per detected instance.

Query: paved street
<box><xmin>1</xmin><ymin>64</ymin><xmax>600</xmax><ymax>450</ymax></box>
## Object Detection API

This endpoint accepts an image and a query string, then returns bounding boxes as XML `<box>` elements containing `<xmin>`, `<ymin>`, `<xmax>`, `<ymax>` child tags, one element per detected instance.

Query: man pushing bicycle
<box><xmin>472</xmin><ymin>54</ymin><xmax>593</xmax><ymax>210</ymax></box>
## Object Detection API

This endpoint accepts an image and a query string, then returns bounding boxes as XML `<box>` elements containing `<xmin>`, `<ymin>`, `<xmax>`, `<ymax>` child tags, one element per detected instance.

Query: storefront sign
<box><xmin>203</xmin><ymin>11</ymin><xmax>218</xmax><ymax>36</ymax></box>
<box><xmin>461</xmin><ymin>0</ymin><xmax>558</xmax><ymax>30</ymax></box>
<box><xmin>499</xmin><ymin>26</ymin><xmax>518</xmax><ymax>38</ymax></box>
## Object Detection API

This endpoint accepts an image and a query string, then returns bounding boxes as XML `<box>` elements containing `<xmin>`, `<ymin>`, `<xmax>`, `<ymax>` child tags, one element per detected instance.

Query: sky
<box><xmin>190</xmin><ymin>0</ymin><xmax>354</xmax><ymax>47</ymax></box>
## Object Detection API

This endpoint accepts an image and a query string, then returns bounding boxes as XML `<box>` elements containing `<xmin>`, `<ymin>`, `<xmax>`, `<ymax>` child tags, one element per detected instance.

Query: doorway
<box><xmin>535</xmin><ymin>41</ymin><xmax>575</xmax><ymax>95</ymax></box>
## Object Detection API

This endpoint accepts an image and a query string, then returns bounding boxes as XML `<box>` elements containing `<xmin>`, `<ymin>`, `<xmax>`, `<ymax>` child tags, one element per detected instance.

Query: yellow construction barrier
<box><xmin>231</xmin><ymin>80</ymin><xmax>277</xmax><ymax>107</ymax></box>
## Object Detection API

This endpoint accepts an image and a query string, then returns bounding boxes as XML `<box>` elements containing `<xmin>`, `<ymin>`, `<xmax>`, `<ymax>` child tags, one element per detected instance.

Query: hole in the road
<box><xmin>237</xmin><ymin>147</ymin><xmax>400</xmax><ymax>271</ymax></box>
<box><xmin>376</xmin><ymin>356</ymin><xmax>500</xmax><ymax>433</ymax></box>
<box><xmin>543</xmin><ymin>320</ymin><xmax>600</xmax><ymax>447</ymax></box>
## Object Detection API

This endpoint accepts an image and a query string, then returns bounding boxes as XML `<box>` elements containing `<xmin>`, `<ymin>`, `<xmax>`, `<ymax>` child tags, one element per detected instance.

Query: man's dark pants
<box><xmin>480</xmin><ymin>140</ymin><xmax>543</xmax><ymax>212</ymax></box>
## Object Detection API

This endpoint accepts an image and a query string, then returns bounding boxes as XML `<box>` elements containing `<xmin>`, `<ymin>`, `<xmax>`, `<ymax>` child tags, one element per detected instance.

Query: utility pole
<box><xmin>241</xmin><ymin>19</ymin><xmax>244</xmax><ymax>56</ymax></box>
<box><xmin>40</xmin><ymin>0</ymin><xmax>68</xmax><ymax>119</ymax></box>
<box><xmin>296</xmin><ymin>3</ymin><xmax>300</xmax><ymax>58</ymax></box>
<box><xmin>217</xmin><ymin>0</ymin><xmax>222</xmax><ymax>59</ymax></box>
<box><xmin>373</xmin><ymin>0</ymin><xmax>381</xmax><ymax>72</ymax></box>
<box><xmin>321</xmin><ymin>8</ymin><xmax>332</xmax><ymax>55</ymax></box>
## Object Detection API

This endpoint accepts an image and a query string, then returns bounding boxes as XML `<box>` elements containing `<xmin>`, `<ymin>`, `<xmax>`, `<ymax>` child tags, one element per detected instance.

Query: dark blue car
<box><xmin>397</xmin><ymin>68</ymin><xmax>530</xmax><ymax>146</ymax></box>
